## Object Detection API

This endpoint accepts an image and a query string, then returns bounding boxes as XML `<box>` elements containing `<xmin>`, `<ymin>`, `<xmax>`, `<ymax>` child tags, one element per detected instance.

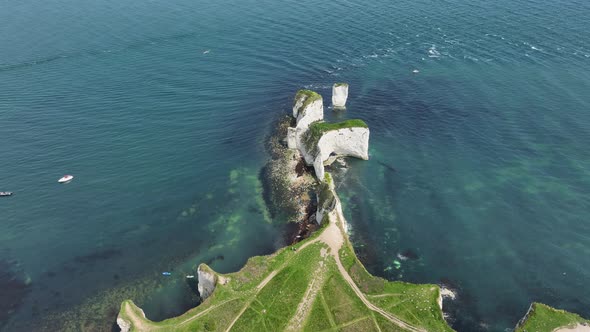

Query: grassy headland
<box><xmin>118</xmin><ymin>177</ymin><xmax>453</xmax><ymax>332</ymax></box>
<box><xmin>515</xmin><ymin>303</ymin><xmax>590</xmax><ymax>332</ymax></box>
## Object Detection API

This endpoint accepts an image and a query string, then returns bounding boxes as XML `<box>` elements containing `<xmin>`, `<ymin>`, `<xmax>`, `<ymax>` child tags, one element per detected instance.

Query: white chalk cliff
<box><xmin>288</xmin><ymin>91</ymin><xmax>324</xmax><ymax>150</ymax></box>
<box><xmin>197</xmin><ymin>264</ymin><xmax>217</xmax><ymax>301</ymax></box>
<box><xmin>311</xmin><ymin>127</ymin><xmax>369</xmax><ymax>180</ymax></box>
<box><xmin>287</xmin><ymin>88</ymin><xmax>369</xmax><ymax>182</ymax></box>
<box><xmin>332</xmin><ymin>83</ymin><xmax>349</xmax><ymax>108</ymax></box>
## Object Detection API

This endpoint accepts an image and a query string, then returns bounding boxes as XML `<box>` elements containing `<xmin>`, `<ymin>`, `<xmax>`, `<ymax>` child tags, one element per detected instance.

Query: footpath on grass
<box><xmin>118</xmin><ymin>87</ymin><xmax>590</xmax><ymax>332</ymax></box>
<box><xmin>118</xmin><ymin>184</ymin><xmax>450</xmax><ymax>332</ymax></box>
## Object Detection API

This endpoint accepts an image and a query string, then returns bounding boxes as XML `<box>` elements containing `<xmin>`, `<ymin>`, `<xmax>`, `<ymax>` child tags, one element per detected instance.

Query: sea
<box><xmin>1</xmin><ymin>0</ymin><xmax>589</xmax><ymax>331</ymax></box>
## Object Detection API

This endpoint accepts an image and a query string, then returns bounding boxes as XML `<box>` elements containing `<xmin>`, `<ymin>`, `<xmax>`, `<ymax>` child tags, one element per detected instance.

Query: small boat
<box><xmin>203</xmin><ymin>50</ymin><xmax>210</xmax><ymax>54</ymax></box>
<box><xmin>58</xmin><ymin>175</ymin><xmax>74</xmax><ymax>183</ymax></box>
<box><xmin>412</xmin><ymin>69</ymin><xmax>420</xmax><ymax>73</ymax></box>
<box><xmin>0</xmin><ymin>192</ymin><xmax>13</xmax><ymax>197</ymax></box>
<box><xmin>162</xmin><ymin>272</ymin><xmax>172</xmax><ymax>276</ymax></box>
<box><xmin>186</xmin><ymin>275</ymin><xmax>195</xmax><ymax>279</ymax></box>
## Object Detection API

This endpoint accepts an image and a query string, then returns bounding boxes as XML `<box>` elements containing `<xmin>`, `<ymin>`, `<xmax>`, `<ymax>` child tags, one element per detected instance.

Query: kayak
<box><xmin>58</xmin><ymin>175</ymin><xmax>74</xmax><ymax>183</ymax></box>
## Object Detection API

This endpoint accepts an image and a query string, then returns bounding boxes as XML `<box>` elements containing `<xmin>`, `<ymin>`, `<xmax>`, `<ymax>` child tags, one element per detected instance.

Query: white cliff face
<box><xmin>291</xmin><ymin>93</ymin><xmax>324</xmax><ymax>151</ymax></box>
<box><xmin>117</xmin><ymin>306</ymin><xmax>145</xmax><ymax>332</ymax></box>
<box><xmin>197</xmin><ymin>265</ymin><xmax>217</xmax><ymax>301</ymax></box>
<box><xmin>293</xmin><ymin>94</ymin><xmax>324</xmax><ymax>125</ymax></box>
<box><xmin>294</xmin><ymin>98</ymin><xmax>323</xmax><ymax>130</ymax></box>
<box><xmin>332</xmin><ymin>84</ymin><xmax>349</xmax><ymax>108</ymax></box>
<box><xmin>287</xmin><ymin>89</ymin><xmax>369</xmax><ymax>183</ymax></box>
<box><xmin>312</xmin><ymin>127</ymin><xmax>370</xmax><ymax>180</ymax></box>
<box><xmin>117</xmin><ymin>317</ymin><xmax>131</xmax><ymax>332</ymax></box>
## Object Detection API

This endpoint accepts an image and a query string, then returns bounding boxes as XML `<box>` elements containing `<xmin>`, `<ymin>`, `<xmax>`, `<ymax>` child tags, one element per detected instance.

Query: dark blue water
<box><xmin>1</xmin><ymin>0</ymin><xmax>589</xmax><ymax>331</ymax></box>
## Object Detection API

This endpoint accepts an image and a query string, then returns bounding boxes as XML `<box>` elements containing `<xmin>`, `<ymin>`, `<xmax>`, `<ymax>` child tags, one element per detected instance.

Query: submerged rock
<box><xmin>398</xmin><ymin>249</ymin><xmax>419</xmax><ymax>261</ymax></box>
<box><xmin>332</xmin><ymin>83</ymin><xmax>349</xmax><ymax>109</ymax></box>
<box><xmin>0</xmin><ymin>259</ymin><xmax>32</xmax><ymax>328</ymax></box>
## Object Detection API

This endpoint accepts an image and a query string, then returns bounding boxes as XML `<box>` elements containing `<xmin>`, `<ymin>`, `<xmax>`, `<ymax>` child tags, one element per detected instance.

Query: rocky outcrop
<box><xmin>197</xmin><ymin>264</ymin><xmax>217</xmax><ymax>301</ymax></box>
<box><xmin>293</xmin><ymin>90</ymin><xmax>324</xmax><ymax>129</ymax></box>
<box><xmin>286</xmin><ymin>89</ymin><xmax>370</xmax><ymax>182</ymax></box>
<box><xmin>437</xmin><ymin>287</ymin><xmax>457</xmax><ymax>310</ymax></box>
<box><xmin>315</xmin><ymin>173</ymin><xmax>336</xmax><ymax>226</ymax></box>
<box><xmin>116</xmin><ymin>317</ymin><xmax>131</xmax><ymax>332</ymax></box>
<box><xmin>311</xmin><ymin>127</ymin><xmax>369</xmax><ymax>180</ymax></box>
<box><xmin>332</xmin><ymin>83</ymin><xmax>349</xmax><ymax>109</ymax></box>
<box><xmin>289</xmin><ymin>90</ymin><xmax>324</xmax><ymax>150</ymax></box>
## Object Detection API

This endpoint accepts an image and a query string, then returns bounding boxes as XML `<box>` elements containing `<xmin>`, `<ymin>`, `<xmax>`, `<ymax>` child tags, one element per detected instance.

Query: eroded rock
<box><xmin>332</xmin><ymin>83</ymin><xmax>349</xmax><ymax>108</ymax></box>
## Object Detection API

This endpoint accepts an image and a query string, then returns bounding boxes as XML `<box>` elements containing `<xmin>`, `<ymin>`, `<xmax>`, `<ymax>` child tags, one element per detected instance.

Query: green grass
<box><xmin>338</xmin><ymin>240</ymin><xmax>454</xmax><ymax>332</ymax></box>
<box><xmin>303</xmin><ymin>293</ymin><xmax>334</xmax><ymax>331</ymax></box>
<box><xmin>294</xmin><ymin>90</ymin><xmax>322</xmax><ymax>118</ymax></box>
<box><xmin>303</xmin><ymin>257</ymin><xmax>378</xmax><ymax>332</ymax></box>
<box><xmin>118</xmin><ymin>222</ymin><xmax>455</xmax><ymax>332</ymax></box>
<box><xmin>231</xmin><ymin>266</ymin><xmax>312</xmax><ymax>331</ymax></box>
<box><xmin>302</xmin><ymin>120</ymin><xmax>368</xmax><ymax>156</ymax></box>
<box><xmin>515</xmin><ymin>303</ymin><xmax>590</xmax><ymax>332</ymax></box>
<box><xmin>324</xmin><ymin>172</ymin><xmax>333</xmax><ymax>186</ymax></box>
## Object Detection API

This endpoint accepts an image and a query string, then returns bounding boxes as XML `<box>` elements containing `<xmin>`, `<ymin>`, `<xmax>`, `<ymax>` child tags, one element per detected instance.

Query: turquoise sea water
<box><xmin>1</xmin><ymin>0</ymin><xmax>590</xmax><ymax>331</ymax></box>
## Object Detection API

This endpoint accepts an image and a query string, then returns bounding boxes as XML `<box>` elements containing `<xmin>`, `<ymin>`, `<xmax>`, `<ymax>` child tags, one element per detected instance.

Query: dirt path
<box><xmin>122</xmin><ymin>193</ymin><xmax>426</xmax><ymax>332</ymax></box>
<box><xmin>122</xmin><ymin>302</ymin><xmax>152</xmax><ymax>332</ymax></box>
<box><xmin>178</xmin><ymin>299</ymin><xmax>238</xmax><ymax>327</ymax></box>
<box><xmin>555</xmin><ymin>324</ymin><xmax>590</xmax><ymax>332</ymax></box>
<box><xmin>323</xmin><ymin>200</ymin><xmax>426</xmax><ymax>332</ymax></box>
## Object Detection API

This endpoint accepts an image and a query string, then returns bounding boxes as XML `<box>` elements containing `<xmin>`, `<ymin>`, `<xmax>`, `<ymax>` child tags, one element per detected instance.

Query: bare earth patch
<box><xmin>555</xmin><ymin>324</ymin><xmax>590</xmax><ymax>332</ymax></box>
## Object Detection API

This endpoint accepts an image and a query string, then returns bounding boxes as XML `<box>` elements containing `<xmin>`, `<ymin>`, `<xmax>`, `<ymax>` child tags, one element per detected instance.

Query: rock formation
<box><xmin>117</xmin><ymin>317</ymin><xmax>131</xmax><ymax>332</ymax></box>
<box><xmin>288</xmin><ymin>90</ymin><xmax>324</xmax><ymax>150</ymax></box>
<box><xmin>332</xmin><ymin>83</ymin><xmax>349</xmax><ymax>109</ymax></box>
<box><xmin>310</xmin><ymin>126</ymin><xmax>369</xmax><ymax>180</ymax></box>
<box><xmin>287</xmin><ymin>87</ymin><xmax>369</xmax><ymax>182</ymax></box>
<box><xmin>197</xmin><ymin>264</ymin><xmax>217</xmax><ymax>301</ymax></box>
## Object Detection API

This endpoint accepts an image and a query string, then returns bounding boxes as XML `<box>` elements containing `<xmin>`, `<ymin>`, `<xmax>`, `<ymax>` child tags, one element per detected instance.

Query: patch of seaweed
<box><xmin>0</xmin><ymin>259</ymin><xmax>32</xmax><ymax>328</ymax></box>
<box><xmin>260</xmin><ymin>115</ymin><xmax>314</xmax><ymax>223</ymax></box>
<box><xmin>74</xmin><ymin>248</ymin><xmax>122</xmax><ymax>264</ymax></box>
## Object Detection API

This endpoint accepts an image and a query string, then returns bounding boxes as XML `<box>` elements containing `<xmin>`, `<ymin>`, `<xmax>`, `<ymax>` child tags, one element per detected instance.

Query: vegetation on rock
<box><xmin>302</xmin><ymin>119</ymin><xmax>368</xmax><ymax>156</ymax></box>
<box><xmin>293</xmin><ymin>90</ymin><xmax>322</xmax><ymax>118</ymax></box>
<box><xmin>515</xmin><ymin>303</ymin><xmax>590</xmax><ymax>332</ymax></box>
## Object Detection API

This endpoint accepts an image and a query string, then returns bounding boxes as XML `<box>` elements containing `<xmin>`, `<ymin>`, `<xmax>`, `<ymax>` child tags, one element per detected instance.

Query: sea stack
<box><xmin>332</xmin><ymin>83</ymin><xmax>349</xmax><ymax>109</ymax></box>
<box><xmin>287</xmin><ymin>90</ymin><xmax>324</xmax><ymax>150</ymax></box>
<box><xmin>287</xmin><ymin>88</ymin><xmax>369</xmax><ymax>181</ymax></box>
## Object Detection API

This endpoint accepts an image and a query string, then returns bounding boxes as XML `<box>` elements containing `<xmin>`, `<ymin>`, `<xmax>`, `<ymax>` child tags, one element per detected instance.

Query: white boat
<box><xmin>0</xmin><ymin>192</ymin><xmax>13</xmax><ymax>197</ymax></box>
<box><xmin>58</xmin><ymin>175</ymin><xmax>74</xmax><ymax>183</ymax></box>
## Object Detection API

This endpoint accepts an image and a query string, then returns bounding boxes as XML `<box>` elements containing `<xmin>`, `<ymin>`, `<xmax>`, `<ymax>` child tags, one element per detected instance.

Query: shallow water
<box><xmin>1</xmin><ymin>0</ymin><xmax>590</xmax><ymax>331</ymax></box>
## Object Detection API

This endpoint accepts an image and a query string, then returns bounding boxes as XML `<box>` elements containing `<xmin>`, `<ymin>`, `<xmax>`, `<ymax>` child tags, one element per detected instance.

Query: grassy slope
<box><xmin>338</xmin><ymin>240</ymin><xmax>453</xmax><ymax>332</ymax></box>
<box><xmin>515</xmin><ymin>303</ymin><xmax>590</xmax><ymax>332</ymax></box>
<box><xmin>118</xmin><ymin>222</ymin><xmax>452</xmax><ymax>332</ymax></box>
